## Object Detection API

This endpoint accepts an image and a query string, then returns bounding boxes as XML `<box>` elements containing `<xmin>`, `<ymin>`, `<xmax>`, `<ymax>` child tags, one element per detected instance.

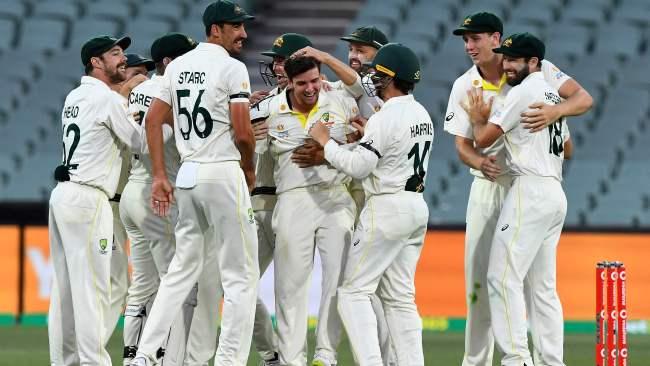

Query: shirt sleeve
<box><xmin>226</xmin><ymin>61</ymin><xmax>252</xmax><ymax>103</ymax></box>
<box><xmin>341</xmin><ymin>74</ymin><xmax>364</xmax><ymax>99</ymax></box>
<box><xmin>443</xmin><ymin>79</ymin><xmax>474</xmax><ymax>139</ymax></box>
<box><xmin>323</xmin><ymin>114</ymin><xmax>384</xmax><ymax>179</ymax></box>
<box><xmin>489</xmin><ymin>87</ymin><xmax>530</xmax><ymax>134</ymax></box>
<box><xmin>541</xmin><ymin>59</ymin><xmax>572</xmax><ymax>91</ymax></box>
<box><xmin>155</xmin><ymin>68</ymin><xmax>173</xmax><ymax>106</ymax></box>
<box><xmin>104</xmin><ymin>92</ymin><xmax>145</xmax><ymax>154</ymax></box>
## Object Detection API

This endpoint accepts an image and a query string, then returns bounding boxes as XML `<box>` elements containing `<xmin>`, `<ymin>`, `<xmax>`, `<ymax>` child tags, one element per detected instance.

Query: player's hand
<box><xmin>291</xmin><ymin>46</ymin><xmax>328</xmax><ymax>62</ymax></box>
<box><xmin>521</xmin><ymin>102</ymin><xmax>561</xmax><ymax>132</ymax></box>
<box><xmin>119</xmin><ymin>74</ymin><xmax>148</xmax><ymax>97</ymax></box>
<box><xmin>308</xmin><ymin>120</ymin><xmax>331</xmax><ymax>146</ymax></box>
<box><xmin>292</xmin><ymin>138</ymin><xmax>325</xmax><ymax>167</ymax></box>
<box><xmin>321</xmin><ymin>80</ymin><xmax>333</xmax><ymax>92</ymax></box>
<box><xmin>151</xmin><ymin>177</ymin><xmax>174</xmax><ymax>217</ymax></box>
<box><xmin>252</xmin><ymin>120</ymin><xmax>269</xmax><ymax>140</ymax></box>
<box><xmin>479</xmin><ymin>155</ymin><xmax>501</xmax><ymax>181</ymax></box>
<box><xmin>462</xmin><ymin>89</ymin><xmax>493</xmax><ymax>125</ymax></box>
<box><xmin>250</xmin><ymin>90</ymin><xmax>270</xmax><ymax>105</ymax></box>
<box><xmin>133</xmin><ymin>112</ymin><xmax>142</xmax><ymax>124</ymax></box>
<box><xmin>243</xmin><ymin>168</ymin><xmax>256</xmax><ymax>193</ymax></box>
<box><xmin>346</xmin><ymin>115</ymin><xmax>368</xmax><ymax>143</ymax></box>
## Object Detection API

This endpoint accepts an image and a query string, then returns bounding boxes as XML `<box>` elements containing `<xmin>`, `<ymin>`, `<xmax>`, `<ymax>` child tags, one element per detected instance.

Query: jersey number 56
<box><xmin>176</xmin><ymin>89</ymin><xmax>214</xmax><ymax>140</ymax></box>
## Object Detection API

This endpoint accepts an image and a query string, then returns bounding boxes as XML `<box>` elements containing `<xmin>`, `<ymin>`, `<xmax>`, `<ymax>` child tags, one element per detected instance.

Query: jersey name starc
<box><xmin>489</xmin><ymin>72</ymin><xmax>567</xmax><ymax>180</ymax></box>
<box><xmin>444</xmin><ymin>60</ymin><xmax>571</xmax><ymax>178</ymax></box>
<box><xmin>127</xmin><ymin>75</ymin><xmax>180</xmax><ymax>183</ymax></box>
<box><xmin>157</xmin><ymin>42</ymin><xmax>251</xmax><ymax>163</ymax></box>
<box><xmin>263</xmin><ymin>88</ymin><xmax>358</xmax><ymax>193</ymax></box>
<box><xmin>60</xmin><ymin>76</ymin><xmax>144</xmax><ymax>198</ymax></box>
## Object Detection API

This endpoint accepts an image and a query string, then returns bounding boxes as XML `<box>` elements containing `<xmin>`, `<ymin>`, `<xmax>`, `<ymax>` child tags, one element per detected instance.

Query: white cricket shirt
<box><xmin>60</xmin><ymin>76</ymin><xmax>145</xmax><ymax>198</ymax></box>
<box><xmin>324</xmin><ymin>94</ymin><xmax>434</xmax><ymax>196</ymax></box>
<box><xmin>444</xmin><ymin>59</ymin><xmax>571</xmax><ymax>178</ymax></box>
<box><xmin>157</xmin><ymin>42</ymin><xmax>252</xmax><ymax>163</ymax></box>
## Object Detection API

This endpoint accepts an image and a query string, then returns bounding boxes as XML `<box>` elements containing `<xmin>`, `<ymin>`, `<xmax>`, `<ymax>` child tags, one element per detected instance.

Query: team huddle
<box><xmin>47</xmin><ymin>1</ymin><xmax>593</xmax><ymax>366</ymax></box>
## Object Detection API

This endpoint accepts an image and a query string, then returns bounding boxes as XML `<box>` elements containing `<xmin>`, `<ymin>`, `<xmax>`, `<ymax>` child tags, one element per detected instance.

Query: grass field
<box><xmin>1</xmin><ymin>326</ymin><xmax>649</xmax><ymax>365</ymax></box>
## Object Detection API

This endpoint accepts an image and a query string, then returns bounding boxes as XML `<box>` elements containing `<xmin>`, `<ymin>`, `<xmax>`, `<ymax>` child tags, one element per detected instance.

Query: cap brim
<box><xmin>115</xmin><ymin>36</ymin><xmax>131</xmax><ymax>51</ymax></box>
<box><xmin>131</xmin><ymin>60</ymin><xmax>155</xmax><ymax>71</ymax></box>
<box><xmin>453</xmin><ymin>26</ymin><xmax>496</xmax><ymax>35</ymax></box>
<box><xmin>260</xmin><ymin>50</ymin><xmax>282</xmax><ymax>57</ymax></box>
<box><xmin>492</xmin><ymin>47</ymin><xmax>523</xmax><ymax>57</ymax></box>
<box><xmin>340</xmin><ymin>36</ymin><xmax>381</xmax><ymax>48</ymax></box>
<box><xmin>228</xmin><ymin>14</ymin><xmax>255</xmax><ymax>23</ymax></box>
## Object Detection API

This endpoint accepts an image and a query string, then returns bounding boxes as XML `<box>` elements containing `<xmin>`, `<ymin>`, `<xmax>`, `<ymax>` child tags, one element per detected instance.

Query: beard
<box><xmin>107</xmin><ymin>63</ymin><xmax>126</xmax><ymax>84</ymax></box>
<box><xmin>506</xmin><ymin>64</ymin><xmax>530</xmax><ymax>87</ymax></box>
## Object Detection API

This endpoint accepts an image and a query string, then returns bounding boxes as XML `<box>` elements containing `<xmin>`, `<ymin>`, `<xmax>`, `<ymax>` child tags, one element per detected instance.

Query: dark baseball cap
<box><xmin>126</xmin><ymin>54</ymin><xmax>155</xmax><ymax>71</ymax></box>
<box><xmin>493</xmin><ymin>32</ymin><xmax>545</xmax><ymax>60</ymax></box>
<box><xmin>202</xmin><ymin>0</ymin><xmax>254</xmax><ymax>28</ymax></box>
<box><xmin>81</xmin><ymin>35</ymin><xmax>131</xmax><ymax>65</ymax></box>
<box><xmin>150</xmin><ymin>33</ymin><xmax>198</xmax><ymax>63</ymax></box>
<box><xmin>340</xmin><ymin>26</ymin><xmax>388</xmax><ymax>49</ymax></box>
<box><xmin>452</xmin><ymin>12</ymin><xmax>503</xmax><ymax>36</ymax></box>
<box><xmin>261</xmin><ymin>33</ymin><xmax>312</xmax><ymax>58</ymax></box>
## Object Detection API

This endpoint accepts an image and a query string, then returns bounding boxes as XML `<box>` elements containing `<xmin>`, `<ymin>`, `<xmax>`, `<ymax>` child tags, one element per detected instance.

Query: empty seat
<box><xmin>87</xmin><ymin>1</ymin><xmax>133</xmax><ymax>21</ymax></box>
<box><xmin>32</xmin><ymin>1</ymin><xmax>81</xmax><ymax>23</ymax></box>
<box><xmin>69</xmin><ymin>18</ymin><xmax>122</xmax><ymax>50</ymax></box>
<box><xmin>561</xmin><ymin>5</ymin><xmax>605</xmax><ymax>26</ymax></box>
<box><xmin>0</xmin><ymin>18</ymin><xmax>16</xmax><ymax>51</ymax></box>
<box><xmin>137</xmin><ymin>2</ymin><xmax>186</xmax><ymax>22</ymax></box>
<box><xmin>0</xmin><ymin>0</ymin><xmax>28</xmax><ymax>20</ymax></box>
<box><xmin>592</xmin><ymin>23</ymin><xmax>642</xmax><ymax>59</ymax></box>
<box><xmin>509</xmin><ymin>4</ymin><xmax>557</xmax><ymax>27</ymax></box>
<box><xmin>612</xmin><ymin>4</ymin><xmax>650</xmax><ymax>26</ymax></box>
<box><xmin>17</xmin><ymin>18</ymin><xmax>68</xmax><ymax>52</ymax></box>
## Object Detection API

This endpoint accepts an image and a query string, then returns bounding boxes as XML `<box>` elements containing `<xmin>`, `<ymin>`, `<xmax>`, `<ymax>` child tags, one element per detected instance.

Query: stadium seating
<box><xmin>0</xmin><ymin>0</ymin><xmax>647</xmax><ymax>228</ymax></box>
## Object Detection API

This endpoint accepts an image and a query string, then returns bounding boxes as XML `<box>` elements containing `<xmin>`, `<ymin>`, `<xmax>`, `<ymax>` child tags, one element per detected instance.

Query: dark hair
<box><xmin>84</xmin><ymin>62</ymin><xmax>93</xmax><ymax>75</ymax></box>
<box><xmin>523</xmin><ymin>56</ymin><xmax>543</xmax><ymax>68</ymax></box>
<box><xmin>284</xmin><ymin>56</ymin><xmax>321</xmax><ymax>80</ymax></box>
<box><xmin>205</xmin><ymin>22</ymin><xmax>226</xmax><ymax>37</ymax></box>
<box><xmin>393</xmin><ymin>78</ymin><xmax>415</xmax><ymax>94</ymax></box>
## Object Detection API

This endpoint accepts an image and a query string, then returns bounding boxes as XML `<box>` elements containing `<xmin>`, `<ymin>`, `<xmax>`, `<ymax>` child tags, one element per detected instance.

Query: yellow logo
<box><xmin>472</xmin><ymin>79</ymin><xmax>481</xmax><ymax>87</ymax></box>
<box><xmin>463</xmin><ymin>17</ymin><xmax>472</xmax><ymax>26</ymax></box>
<box><xmin>242</xmin><ymin>81</ymin><xmax>249</xmax><ymax>89</ymax></box>
<box><xmin>414</xmin><ymin>70</ymin><xmax>421</xmax><ymax>80</ymax></box>
<box><xmin>277</xmin><ymin>124</ymin><xmax>284</xmax><ymax>131</ymax></box>
<box><xmin>280</xmin><ymin>104</ymin><xmax>287</xmax><ymax>111</ymax></box>
<box><xmin>273</xmin><ymin>36</ymin><xmax>284</xmax><ymax>48</ymax></box>
<box><xmin>503</xmin><ymin>38</ymin><xmax>513</xmax><ymax>47</ymax></box>
<box><xmin>234</xmin><ymin>5</ymin><xmax>243</xmax><ymax>15</ymax></box>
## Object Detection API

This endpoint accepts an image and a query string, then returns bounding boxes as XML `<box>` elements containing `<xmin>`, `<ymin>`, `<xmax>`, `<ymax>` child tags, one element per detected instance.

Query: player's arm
<box><xmin>146</xmin><ymin>97</ymin><xmax>174</xmax><ymax>216</ymax></box>
<box><xmin>106</xmin><ymin>93</ymin><xmax>146</xmax><ymax>154</ymax></box>
<box><xmin>118</xmin><ymin>74</ymin><xmax>148</xmax><ymax>99</ymax></box>
<box><xmin>231</xmin><ymin>101</ymin><xmax>256</xmax><ymax>191</ymax></box>
<box><xmin>309</xmin><ymin>117</ymin><xmax>380</xmax><ymax>179</ymax></box>
<box><xmin>292</xmin><ymin>47</ymin><xmax>359</xmax><ymax>88</ymax></box>
<box><xmin>454</xmin><ymin>136</ymin><xmax>500</xmax><ymax>180</ymax></box>
<box><xmin>564</xmin><ymin>137</ymin><xmax>573</xmax><ymax>160</ymax></box>
<box><xmin>522</xmin><ymin>63</ymin><xmax>593</xmax><ymax>131</ymax></box>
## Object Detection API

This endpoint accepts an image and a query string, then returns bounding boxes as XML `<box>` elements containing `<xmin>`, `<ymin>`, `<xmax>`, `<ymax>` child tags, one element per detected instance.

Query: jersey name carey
<box><xmin>410</xmin><ymin>122</ymin><xmax>433</xmax><ymax>138</ymax></box>
<box><xmin>178</xmin><ymin>71</ymin><xmax>206</xmax><ymax>84</ymax></box>
<box><xmin>129</xmin><ymin>92</ymin><xmax>153</xmax><ymax>108</ymax></box>
<box><xmin>545</xmin><ymin>91</ymin><xmax>561</xmax><ymax>105</ymax></box>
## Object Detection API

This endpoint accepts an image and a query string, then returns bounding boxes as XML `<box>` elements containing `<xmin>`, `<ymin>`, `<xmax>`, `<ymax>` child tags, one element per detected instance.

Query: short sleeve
<box><xmin>226</xmin><ymin>61</ymin><xmax>252</xmax><ymax>103</ymax></box>
<box><xmin>489</xmin><ymin>87</ymin><xmax>530</xmax><ymax>134</ymax></box>
<box><xmin>156</xmin><ymin>68</ymin><xmax>173</xmax><ymax>106</ymax></box>
<box><xmin>341</xmin><ymin>74</ymin><xmax>364</xmax><ymax>99</ymax></box>
<box><xmin>541</xmin><ymin>59</ymin><xmax>572</xmax><ymax>91</ymax></box>
<box><xmin>443</xmin><ymin>79</ymin><xmax>473</xmax><ymax>139</ymax></box>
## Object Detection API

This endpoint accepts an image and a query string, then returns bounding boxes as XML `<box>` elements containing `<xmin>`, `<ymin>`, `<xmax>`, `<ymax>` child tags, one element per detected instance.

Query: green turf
<box><xmin>1</xmin><ymin>326</ymin><xmax>649</xmax><ymax>365</ymax></box>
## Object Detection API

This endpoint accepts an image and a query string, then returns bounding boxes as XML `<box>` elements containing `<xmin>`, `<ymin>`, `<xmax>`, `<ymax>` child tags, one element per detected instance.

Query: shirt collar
<box><xmin>382</xmin><ymin>94</ymin><xmax>413</xmax><ymax>108</ymax></box>
<box><xmin>469</xmin><ymin>65</ymin><xmax>507</xmax><ymax>91</ymax></box>
<box><xmin>195</xmin><ymin>42</ymin><xmax>229</xmax><ymax>56</ymax></box>
<box><xmin>277</xmin><ymin>88</ymin><xmax>331</xmax><ymax>114</ymax></box>
<box><xmin>80</xmin><ymin>75</ymin><xmax>112</xmax><ymax>91</ymax></box>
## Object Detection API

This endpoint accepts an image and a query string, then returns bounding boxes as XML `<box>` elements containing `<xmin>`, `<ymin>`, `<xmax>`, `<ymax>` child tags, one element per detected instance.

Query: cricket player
<box><xmin>247</xmin><ymin>32</ymin><xmax>315</xmax><ymax>366</ymax></box>
<box><xmin>465</xmin><ymin>32</ymin><xmax>569</xmax><ymax>366</ymax></box>
<box><xmin>309</xmin><ymin>42</ymin><xmax>432</xmax><ymax>366</ymax></box>
<box><xmin>49</xmin><ymin>35</ymin><xmax>147</xmax><ymax>366</ymax></box>
<box><xmin>444</xmin><ymin>12</ymin><xmax>593</xmax><ymax>366</ymax></box>
<box><xmin>255</xmin><ymin>55</ymin><xmax>358</xmax><ymax>366</ymax></box>
<box><xmin>120</xmin><ymin>34</ymin><xmax>198</xmax><ymax>366</ymax></box>
<box><xmin>130</xmin><ymin>1</ymin><xmax>259</xmax><ymax>365</ymax></box>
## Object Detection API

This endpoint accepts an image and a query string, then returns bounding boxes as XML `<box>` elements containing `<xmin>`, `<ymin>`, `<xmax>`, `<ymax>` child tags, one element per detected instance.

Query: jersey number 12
<box><xmin>62</xmin><ymin>123</ymin><xmax>80</xmax><ymax>170</ymax></box>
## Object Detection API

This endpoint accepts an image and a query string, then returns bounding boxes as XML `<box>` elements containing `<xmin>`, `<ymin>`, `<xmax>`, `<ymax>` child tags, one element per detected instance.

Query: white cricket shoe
<box><xmin>311</xmin><ymin>353</ymin><xmax>336</xmax><ymax>366</ymax></box>
<box><xmin>129</xmin><ymin>356</ymin><xmax>152</xmax><ymax>366</ymax></box>
<box><xmin>259</xmin><ymin>352</ymin><xmax>281</xmax><ymax>366</ymax></box>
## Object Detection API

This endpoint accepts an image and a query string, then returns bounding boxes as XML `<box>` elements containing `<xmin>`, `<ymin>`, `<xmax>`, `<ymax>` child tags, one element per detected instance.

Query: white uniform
<box><xmin>49</xmin><ymin>75</ymin><xmax>145</xmax><ymax>366</ymax></box>
<box><xmin>249</xmin><ymin>88</ymin><xmax>281</xmax><ymax>361</ymax></box>
<box><xmin>486</xmin><ymin>71</ymin><xmax>568</xmax><ymax>366</ymax></box>
<box><xmin>258</xmin><ymin>88</ymin><xmax>357</xmax><ymax>366</ymax></box>
<box><xmin>330</xmin><ymin>76</ymin><xmax>396</xmax><ymax>366</ymax></box>
<box><xmin>443</xmin><ymin>60</ymin><xmax>571</xmax><ymax>366</ymax></box>
<box><xmin>120</xmin><ymin>75</ymin><xmax>196</xmax><ymax>366</ymax></box>
<box><xmin>134</xmin><ymin>42</ymin><xmax>259</xmax><ymax>366</ymax></box>
<box><xmin>328</xmin><ymin>94</ymin><xmax>432</xmax><ymax>366</ymax></box>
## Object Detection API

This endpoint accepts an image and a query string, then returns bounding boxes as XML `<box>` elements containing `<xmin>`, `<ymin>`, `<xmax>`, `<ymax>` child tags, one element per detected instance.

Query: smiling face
<box><xmin>462</xmin><ymin>32</ymin><xmax>501</xmax><ymax>66</ymax></box>
<box><xmin>216</xmin><ymin>22</ymin><xmax>247</xmax><ymax>55</ymax></box>
<box><xmin>502</xmin><ymin>55</ymin><xmax>539</xmax><ymax>86</ymax></box>
<box><xmin>95</xmin><ymin>45</ymin><xmax>127</xmax><ymax>83</ymax></box>
<box><xmin>272</xmin><ymin>56</ymin><xmax>288</xmax><ymax>88</ymax></box>
<box><xmin>347</xmin><ymin>42</ymin><xmax>377</xmax><ymax>73</ymax></box>
<box><xmin>288</xmin><ymin>66</ymin><xmax>321</xmax><ymax>107</ymax></box>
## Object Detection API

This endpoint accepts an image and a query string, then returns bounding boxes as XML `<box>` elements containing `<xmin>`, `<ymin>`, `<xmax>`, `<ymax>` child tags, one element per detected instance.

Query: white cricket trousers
<box><xmin>338</xmin><ymin>191</ymin><xmax>428</xmax><ymax>366</ymax></box>
<box><xmin>108</xmin><ymin>201</ymin><xmax>129</xmax><ymax>336</ymax></box>
<box><xmin>487</xmin><ymin>176</ymin><xmax>567</xmax><ymax>366</ymax></box>
<box><xmin>48</xmin><ymin>181</ymin><xmax>114</xmax><ymax>366</ymax></box>
<box><xmin>136</xmin><ymin>161</ymin><xmax>259</xmax><ymax>366</ymax></box>
<box><xmin>272</xmin><ymin>185</ymin><xmax>356</xmax><ymax>366</ymax></box>
<box><xmin>462</xmin><ymin>175</ymin><xmax>511</xmax><ymax>366</ymax></box>
<box><xmin>120</xmin><ymin>181</ymin><xmax>196</xmax><ymax>366</ymax></box>
<box><xmin>182</xmin><ymin>208</ymin><xmax>277</xmax><ymax>366</ymax></box>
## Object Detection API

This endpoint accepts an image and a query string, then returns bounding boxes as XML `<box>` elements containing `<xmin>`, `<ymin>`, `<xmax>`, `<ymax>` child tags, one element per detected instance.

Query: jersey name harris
<box><xmin>410</xmin><ymin>121</ymin><xmax>433</xmax><ymax>138</ymax></box>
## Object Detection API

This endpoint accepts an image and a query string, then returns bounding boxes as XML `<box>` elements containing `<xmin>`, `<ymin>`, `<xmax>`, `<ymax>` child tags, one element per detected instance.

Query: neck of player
<box><xmin>478</xmin><ymin>53</ymin><xmax>504</xmax><ymax>86</ymax></box>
